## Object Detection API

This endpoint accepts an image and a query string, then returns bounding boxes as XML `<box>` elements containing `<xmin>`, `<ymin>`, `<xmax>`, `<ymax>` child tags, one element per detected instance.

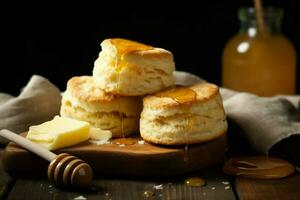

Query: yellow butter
<box><xmin>27</xmin><ymin>116</ymin><xmax>90</xmax><ymax>150</ymax></box>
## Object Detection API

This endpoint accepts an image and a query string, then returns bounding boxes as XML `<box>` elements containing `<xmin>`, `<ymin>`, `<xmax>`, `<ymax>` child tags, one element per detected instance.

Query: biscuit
<box><xmin>60</xmin><ymin>76</ymin><xmax>142</xmax><ymax>137</ymax></box>
<box><xmin>93</xmin><ymin>38</ymin><xmax>175</xmax><ymax>96</ymax></box>
<box><xmin>140</xmin><ymin>82</ymin><xmax>227</xmax><ymax>145</ymax></box>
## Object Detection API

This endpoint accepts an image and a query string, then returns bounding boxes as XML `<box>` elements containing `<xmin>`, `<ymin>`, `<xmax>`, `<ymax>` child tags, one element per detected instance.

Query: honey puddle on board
<box><xmin>156</xmin><ymin>87</ymin><xmax>197</xmax><ymax>163</ymax></box>
<box><xmin>112</xmin><ymin>138</ymin><xmax>136</xmax><ymax>146</ymax></box>
<box><xmin>185</xmin><ymin>177</ymin><xmax>206</xmax><ymax>187</ymax></box>
<box><xmin>143</xmin><ymin>190</ymin><xmax>155</xmax><ymax>198</ymax></box>
<box><xmin>223</xmin><ymin>156</ymin><xmax>295</xmax><ymax>179</ymax></box>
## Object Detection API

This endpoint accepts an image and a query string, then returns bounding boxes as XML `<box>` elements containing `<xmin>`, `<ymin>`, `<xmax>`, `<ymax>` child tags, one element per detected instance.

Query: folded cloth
<box><xmin>1</xmin><ymin>72</ymin><xmax>299</xmax><ymax>163</ymax></box>
<box><xmin>0</xmin><ymin>75</ymin><xmax>61</xmax><ymax>145</ymax></box>
<box><xmin>221</xmin><ymin>88</ymin><xmax>300</xmax><ymax>155</ymax></box>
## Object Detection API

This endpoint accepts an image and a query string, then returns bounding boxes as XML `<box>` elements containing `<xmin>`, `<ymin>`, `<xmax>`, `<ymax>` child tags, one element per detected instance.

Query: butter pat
<box><xmin>27</xmin><ymin>116</ymin><xmax>90</xmax><ymax>150</ymax></box>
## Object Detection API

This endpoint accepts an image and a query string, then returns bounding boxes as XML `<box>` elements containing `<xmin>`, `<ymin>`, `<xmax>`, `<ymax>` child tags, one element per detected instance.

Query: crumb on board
<box><xmin>89</xmin><ymin>139</ymin><xmax>111</xmax><ymax>145</ymax></box>
<box><xmin>222</xmin><ymin>181</ymin><xmax>230</xmax><ymax>185</ymax></box>
<box><xmin>74</xmin><ymin>196</ymin><xmax>87</xmax><ymax>200</ymax></box>
<box><xmin>225</xmin><ymin>186</ymin><xmax>231</xmax><ymax>190</ymax></box>
<box><xmin>138</xmin><ymin>140</ymin><xmax>145</xmax><ymax>145</ymax></box>
<box><xmin>153</xmin><ymin>184</ymin><xmax>163</xmax><ymax>190</ymax></box>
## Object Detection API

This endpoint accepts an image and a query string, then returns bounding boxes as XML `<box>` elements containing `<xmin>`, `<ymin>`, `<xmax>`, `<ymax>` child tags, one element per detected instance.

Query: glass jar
<box><xmin>222</xmin><ymin>7</ymin><xmax>297</xmax><ymax>96</ymax></box>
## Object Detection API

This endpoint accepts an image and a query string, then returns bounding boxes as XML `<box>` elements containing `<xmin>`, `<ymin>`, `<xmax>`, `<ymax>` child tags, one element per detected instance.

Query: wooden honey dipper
<box><xmin>0</xmin><ymin>129</ymin><xmax>93</xmax><ymax>188</ymax></box>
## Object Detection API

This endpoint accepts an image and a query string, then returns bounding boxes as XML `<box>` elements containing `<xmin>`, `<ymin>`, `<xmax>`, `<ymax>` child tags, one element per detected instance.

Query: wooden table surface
<box><xmin>1</xmin><ymin>147</ymin><xmax>300</xmax><ymax>200</ymax></box>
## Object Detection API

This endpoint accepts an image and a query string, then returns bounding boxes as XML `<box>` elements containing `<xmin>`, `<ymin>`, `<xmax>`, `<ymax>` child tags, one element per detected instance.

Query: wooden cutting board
<box><xmin>2</xmin><ymin>132</ymin><xmax>226</xmax><ymax>177</ymax></box>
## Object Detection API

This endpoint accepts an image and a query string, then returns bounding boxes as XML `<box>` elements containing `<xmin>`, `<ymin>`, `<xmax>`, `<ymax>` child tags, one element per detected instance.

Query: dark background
<box><xmin>1</xmin><ymin>0</ymin><xmax>300</xmax><ymax>95</ymax></box>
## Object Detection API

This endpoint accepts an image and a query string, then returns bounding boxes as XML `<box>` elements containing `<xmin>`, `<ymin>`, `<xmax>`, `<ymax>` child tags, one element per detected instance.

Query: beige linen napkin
<box><xmin>221</xmin><ymin>89</ymin><xmax>300</xmax><ymax>154</ymax></box>
<box><xmin>0</xmin><ymin>75</ymin><xmax>61</xmax><ymax>145</ymax></box>
<box><xmin>1</xmin><ymin>72</ymin><xmax>299</xmax><ymax>164</ymax></box>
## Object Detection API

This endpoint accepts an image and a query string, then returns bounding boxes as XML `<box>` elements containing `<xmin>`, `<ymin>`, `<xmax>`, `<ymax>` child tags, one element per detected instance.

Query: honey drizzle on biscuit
<box><xmin>112</xmin><ymin>41</ymin><xmax>124</xmax><ymax>138</ymax></box>
<box><xmin>156</xmin><ymin>86</ymin><xmax>197</xmax><ymax>162</ymax></box>
<box><xmin>111</xmin><ymin>39</ymin><xmax>153</xmax><ymax>139</ymax></box>
<box><xmin>111</xmin><ymin>38</ymin><xmax>153</xmax><ymax>72</ymax></box>
<box><xmin>156</xmin><ymin>87</ymin><xmax>196</xmax><ymax>104</ymax></box>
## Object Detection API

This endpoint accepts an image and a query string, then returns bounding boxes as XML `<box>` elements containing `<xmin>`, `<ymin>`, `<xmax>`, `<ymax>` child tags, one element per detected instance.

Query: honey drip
<box><xmin>183</xmin><ymin>144</ymin><xmax>189</xmax><ymax>162</ymax></box>
<box><xmin>184</xmin><ymin>113</ymin><xmax>195</xmax><ymax>163</ymax></box>
<box><xmin>185</xmin><ymin>177</ymin><xmax>206</xmax><ymax>187</ymax></box>
<box><xmin>112</xmin><ymin>138</ymin><xmax>136</xmax><ymax>145</ymax></box>
<box><xmin>115</xmin><ymin>57</ymin><xmax>124</xmax><ymax>138</ymax></box>
<box><xmin>223</xmin><ymin>156</ymin><xmax>295</xmax><ymax>179</ymax></box>
<box><xmin>156</xmin><ymin>87</ymin><xmax>197</xmax><ymax>104</ymax></box>
<box><xmin>114</xmin><ymin>53</ymin><xmax>124</xmax><ymax>138</ymax></box>
<box><xmin>112</xmin><ymin>38</ymin><xmax>153</xmax><ymax>137</ymax></box>
<box><xmin>157</xmin><ymin>87</ymin><xmax>197</xmax><ymax>163</ymax></box>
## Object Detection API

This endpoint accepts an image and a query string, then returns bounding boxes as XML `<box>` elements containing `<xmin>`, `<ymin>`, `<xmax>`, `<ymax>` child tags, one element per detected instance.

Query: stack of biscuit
<box><xmin>60</xmin><ymin>38</ymin><xmax>228</xmax><ymax>144</ymax></box>
<box><xmin>60</xmin><ymin>38</ymin><xmax>175</xmax><ymax>138</ymax></box>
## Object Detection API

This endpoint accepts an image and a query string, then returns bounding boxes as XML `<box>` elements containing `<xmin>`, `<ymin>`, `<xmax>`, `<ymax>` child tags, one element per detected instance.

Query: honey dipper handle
<box><xmin>0</xmin><ymin>129</ymin><xmax>57</xmax><ymax>162</ymax></box>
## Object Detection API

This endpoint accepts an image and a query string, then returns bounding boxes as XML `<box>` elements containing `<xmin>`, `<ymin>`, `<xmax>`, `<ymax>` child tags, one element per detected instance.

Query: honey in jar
<box><xmin>222</xmin><ymin>7</ymin><xmax>296</xmax><ymax>96</ymax></box>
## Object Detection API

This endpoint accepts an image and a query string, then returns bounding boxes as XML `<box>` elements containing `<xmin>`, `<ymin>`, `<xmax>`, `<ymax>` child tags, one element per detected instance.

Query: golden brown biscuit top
<box><xmin>98</xmin><ymin>38</ymin><xmax>174</xmax><ymax>75</ymax></box>
<box><xmin>143</xmin><ymin>82</ymin><xmax>219</xmax><ymax>108</ymax></box>
<box><xmin>67</xmin><ymin>76</ymin><xmax>118</xmax><ymax>103</ymax></box>
<box><xmin>101</xmin><ymin>38</ymin><xmax>174</xmax><ymax>59</ymax></box>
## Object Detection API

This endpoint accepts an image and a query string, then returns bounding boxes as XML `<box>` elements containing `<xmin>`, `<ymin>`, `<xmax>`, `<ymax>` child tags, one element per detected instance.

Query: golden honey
<box><xmin>112</xmin><ymin>138</ymin><xmax>136</xmax><ymax>145</ymax></box>
<box><xmin>143</xmin><ymin>190</ymin><xmax>155</xmax><ymax>198</ymax></box>
<box><xmin>157</xmin><ymin>86</ymin><xmax>197</xmax><ymax>163</ymax></box>
<box><xmin>185</xmin><ymin>177</ymin><xmax>206</xmax><ymax>187</ymax></box>
<box><xmin>112</xmin><ymin>38</ymin><xmax>154</xmax><ymax>137</ymax></box>
<box><xmin>112</xmin><ymin>38</ymin><xmax>153</xmax><ymax>72</ymax></box>
<box><xmin>156</xmin><ymin>87</ymin><xmax>197</xmax><ymax>104</ymax></box>
<box><xmin>222</xmin><ymin>34</ymin><xmax>296</xmax><ymax>96</ymax></box>
<box><xmin>222</xmin><ymin>8</ymin><xmax>296</xmax><ymax>96</ymax></box>
<box><xmin>223</xmin><ymin>156</ymin><xmax>295</xmax><ymax>179</ymax></box>
<box><xmin>111</xmin><ymin>38</ymin><xmax>153</xmax><ymax>55</ymax></box>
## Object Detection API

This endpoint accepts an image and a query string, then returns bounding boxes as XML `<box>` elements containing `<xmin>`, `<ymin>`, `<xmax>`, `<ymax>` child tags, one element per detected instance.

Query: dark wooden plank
<box><xmin>0</xmin><ymin>149</ymin><xmax>15</xmax><ymax>200</ymax></box>
<box><xmin>7</xmin><ymin>166</ymin><xmax>236</xmax><ymax>200</ymax></box>
<box><xmin>235</xmin><ymin>171</ymin><xmax>300</xmax><ymax>200</ymax></box>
